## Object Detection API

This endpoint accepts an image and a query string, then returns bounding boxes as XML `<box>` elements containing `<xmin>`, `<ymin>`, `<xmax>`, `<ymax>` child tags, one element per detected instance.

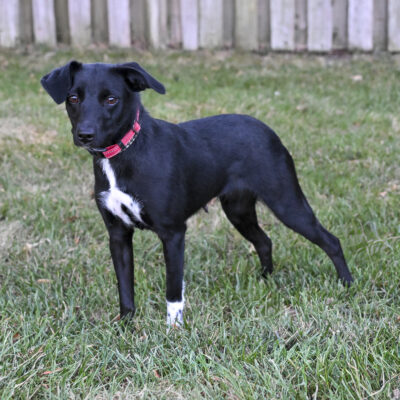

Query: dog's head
<box><xmin>41</xmin><ymin>61</ymin><xmax>165</xmax><ymax>151</ymax></box>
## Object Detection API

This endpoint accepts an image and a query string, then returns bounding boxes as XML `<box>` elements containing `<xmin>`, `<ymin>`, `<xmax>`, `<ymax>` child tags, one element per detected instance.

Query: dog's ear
<box><xmin>113</xmin><ymin>62</ymin><xmax>166</xmax><ymax>94</ymax></box>
<box><xmin>41</xmin><ymin>61</ymin><xmax>82</xmax><ymax>104</ymax></box>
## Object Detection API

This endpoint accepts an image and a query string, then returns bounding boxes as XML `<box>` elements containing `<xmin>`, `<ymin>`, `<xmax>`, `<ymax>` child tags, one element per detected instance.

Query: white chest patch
<box><xmin>100</xmin><ymin>159</ymin><xmax>143</xmax><ymax>227</ymax></box>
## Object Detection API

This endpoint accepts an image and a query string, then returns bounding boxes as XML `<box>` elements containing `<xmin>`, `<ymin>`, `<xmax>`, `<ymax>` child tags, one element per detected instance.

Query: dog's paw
<box><xmin>166</xmin><ymin>301</ymin><xmax>184</xmax><ymax>328</ymax></box>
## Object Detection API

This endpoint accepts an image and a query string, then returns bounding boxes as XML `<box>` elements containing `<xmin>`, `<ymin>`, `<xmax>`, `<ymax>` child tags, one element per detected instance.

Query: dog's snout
<box><xmin>77</xmin><ymin>129</ymin><xmax>95</xmax><ymax>144</ymax></box>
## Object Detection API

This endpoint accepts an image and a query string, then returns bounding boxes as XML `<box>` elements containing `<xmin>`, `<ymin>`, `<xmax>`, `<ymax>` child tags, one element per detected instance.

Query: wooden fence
<box><xmin>1</xmin><ymin>0</ymin><xmax>400</xmax><ymax>52</ymax></box>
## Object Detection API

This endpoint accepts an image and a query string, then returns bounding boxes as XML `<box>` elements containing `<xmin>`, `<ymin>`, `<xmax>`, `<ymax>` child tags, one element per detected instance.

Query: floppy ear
<box><xmin>113</xmin><ymin>62</ymin><xmax>166</xmax><ymax>94</ymax></box>
<box><xmin>41</xmin><ymin>61</ymin><xmax>82</xmax><ymax>104</ymax></box>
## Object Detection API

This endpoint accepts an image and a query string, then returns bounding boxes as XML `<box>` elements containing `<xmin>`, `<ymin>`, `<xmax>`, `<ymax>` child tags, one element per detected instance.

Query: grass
<box><xmin>0</xmin><ymin>48</ymin><xmax>399</xmax><ymax>399</ymax></box>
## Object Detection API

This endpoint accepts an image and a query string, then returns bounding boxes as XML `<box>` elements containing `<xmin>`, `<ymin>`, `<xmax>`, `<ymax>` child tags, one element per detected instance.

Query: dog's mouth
<box><xmin>83</xmin><ymin>145</ymin><xmax>106</xmax><ymax>152</ymax></box>
<box><xmin>81</xmin><ymin>144</ymin><xmax>107</xmax><ymax>154</ymax></box>
<box><xmin>73</xmin><ymin>135</ymin><xmax>106</xmax><ymax>153</ymax></box>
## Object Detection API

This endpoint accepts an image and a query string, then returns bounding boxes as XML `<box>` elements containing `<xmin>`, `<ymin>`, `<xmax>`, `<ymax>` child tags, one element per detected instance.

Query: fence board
<box><xmin>199</xmin><ymin>0</ymin><xmax>223</xmax><ymax>48</ymax></box>
<box><xmin>130</xmin><ymin>0</ymin><xmax>146</xmax><ymax>46</ymax></box>
<box><xmin>308</xmin><ymin>0</ymin><xmax>332</xmax><ymax>51</ymax></box>
<box><xmin>235</xmin><ymin>0</ymin><xmax>258</xmax><ymax>50</ymax></box>
<box><xmin>69</xmin><ymin>0</ymin><xmax>91</xmax><ymax>46</ymax></box>
<box><xmin>270</xmin><ymin>0</ymin><xmax>295</xmax><ymax>50</ymax></box>
<box><xmin>108</xmin><ymin>0</ymin><xmax>131</xmax><ymax>47</ymax></box>
<box><xmin>348</xmin><ymin>0</ymin><xmax>373</xmax><ymax>51</ymax></box>
<box><xmin>168</xmin><ymin>0</ymin><xmax>181</xmax><ymax>48</ymax></box>
<box><xmin>147</xmin><ymin>0</ymin><xmax>161</xmax><ymax>48</ymax></box>
<box><xmin>0</xmin><ymin>0</ymin><xmax>20</xmax><ymax>47</ymax></box>
<box><xmin>374</xmin><ymin>0</ymin><xmax>387</xmax><ymax>51</ymax></box>
<box><xmin>332</xmin><ymin>0</ymin><xmax>347</xmax><ymax>49</ymax></box>
<box><xmin>223</xmin><ymin>0</ymin><xmax>234</xmax><ymax>48</ymax></box>
<box><xmin>159</xmin><ymin>0</ymin><xmax>169</xmax><ymax>48</ymax></box>
<box><xmin>180</xmin><ymin>0</ymin><xmax>198</xmax><ymax>50</ymax></box>
<box><xmin>258</xmin><ymin>0</ymin><xmax>270</xmax><ymax>51</ymax></box>
<box><xmin>295</xmin><ymin>0</ymin><xmax>307</xmax><ymax>51</ymax></box>
<box><xmin>32</xmin><ymin>0</ymin><xmax>56</xmax><ymax>46</ymax></box>
<box><xmin>388</xmin><ymin>0</ymin><xmax>400</xmax><ymax>51</ymax></box>
<box><xmin>92</xmin><ymin>0</ymin><xmax>108</xmax><ymax>44</ymax></box>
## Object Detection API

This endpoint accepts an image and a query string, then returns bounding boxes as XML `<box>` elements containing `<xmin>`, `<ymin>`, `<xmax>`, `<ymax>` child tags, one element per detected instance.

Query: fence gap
<box><xmin>130</xmin><ymin>0</ymin><xmax>147</xmax><ymax>47</ymax></box>
<box><xmin>235</xmin><ymin>0</ymin><xmax>258</xmax><ymax>50</ymax></box>
<box><xmin>92</xmin><ymin>0</ymin><xmax>108</xmax><ymax>44</ymax></box>
<box><xmin>54</xmin><ymin>0</ymin><xmax>69</xmax><ymax>44</ymax></box>
<box><xmin>258</xmin><ymin>0</ymin><xmax>270</xmax><ymax>52</ymax></box>
<box><xmin>295</xmin><ymin>0</ymin><xmax>307</xmax><ymax>51</ymax></box>
<box><xmin>373</xmin><ymin>0</ymin><xmax>388</xmax><ymax>51</ymax></box>
<box><xmin>223</xmin><ymin>0</ymin><xmax>235</xmax><ymax>48</ymax></box>
<box><xmin>19</xmin><ymin>0</ymin><xmax>34</xmax><ymax>45</ymax></box>
<box><xmin>332</xmin><ymin>0</ymin><xmax>347</xmax><ymax>49</ymax></box>
<box><xmin>168</xmin><ymin>0</ymin><xmax>181</xmax><ymax>48</ymax></box>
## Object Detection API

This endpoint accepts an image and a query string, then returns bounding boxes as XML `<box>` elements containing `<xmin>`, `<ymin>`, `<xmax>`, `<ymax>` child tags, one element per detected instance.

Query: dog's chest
<box><xmin>99</xmin><ymin>159</ymin><xmax>143</xmax><ymax>227</ymax></box>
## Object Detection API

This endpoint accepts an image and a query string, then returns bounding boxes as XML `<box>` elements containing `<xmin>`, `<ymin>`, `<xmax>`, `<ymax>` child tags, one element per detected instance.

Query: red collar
<box><xmin>102</xmin><ymin>110</ymin><xmax>141</xmax><ymax>159</ymax></box>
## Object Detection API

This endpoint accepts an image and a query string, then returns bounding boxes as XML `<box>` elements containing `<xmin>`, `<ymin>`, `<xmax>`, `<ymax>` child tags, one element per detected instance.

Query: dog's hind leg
<box><xmin>220</xmin><ymin>192</ymin><xmax>273</xmax><ymax>278</ymax></box>
<box><xmin>259</xmin><ymin>150</ymin><xmax>353</xmax><ymax>285</ymax></box>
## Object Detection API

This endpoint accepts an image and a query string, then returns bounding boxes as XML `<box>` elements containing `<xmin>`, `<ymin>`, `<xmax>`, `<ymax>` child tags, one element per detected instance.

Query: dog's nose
<box><xmin>77</xmin><ymin>130</ymin><xmax>95</xmax><ymax>144</ymax></box>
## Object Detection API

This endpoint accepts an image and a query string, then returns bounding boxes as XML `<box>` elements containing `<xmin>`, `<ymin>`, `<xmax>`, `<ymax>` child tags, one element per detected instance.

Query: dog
<box><xmin>41</xmin><ymin>61</ymin><xmax>353</xmax><ymax>326</ymax></box>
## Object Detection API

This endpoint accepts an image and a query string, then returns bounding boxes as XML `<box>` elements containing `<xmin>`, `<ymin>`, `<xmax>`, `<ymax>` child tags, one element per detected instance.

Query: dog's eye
<box><xmin>67</xmin><ymin>95</ymin><xmax>79</xmax><ymax>104</ymax></box>
<box><xmin>106</xmin><ymin>96</ymin><xmax>118</xmax><ymax>105</ymax></box>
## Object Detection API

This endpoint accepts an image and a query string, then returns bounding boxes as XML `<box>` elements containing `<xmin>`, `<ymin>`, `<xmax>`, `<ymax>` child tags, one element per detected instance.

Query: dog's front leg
<box><xmin>160</xmin><ymin>227</ymin><xmax>186</xmax><ymax>327</ymax></box>
<box><xmin>108</xmin><ymin>224</ymin><xmax>135</xmax><ymax>320</ymax></box>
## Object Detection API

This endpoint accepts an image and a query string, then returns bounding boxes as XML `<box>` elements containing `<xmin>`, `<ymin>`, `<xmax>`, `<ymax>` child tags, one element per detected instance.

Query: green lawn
<box><xmin>0</xmin><ymin>48</ymin><xmax>399</xmax><ymax>399</ymax></box>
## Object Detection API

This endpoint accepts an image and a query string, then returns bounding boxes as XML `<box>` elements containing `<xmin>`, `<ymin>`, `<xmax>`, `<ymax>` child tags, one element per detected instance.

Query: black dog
<box><xmin>41</xmin><ymin>61</ymin><xmax>353</xmax><ymax>326</ymax></box>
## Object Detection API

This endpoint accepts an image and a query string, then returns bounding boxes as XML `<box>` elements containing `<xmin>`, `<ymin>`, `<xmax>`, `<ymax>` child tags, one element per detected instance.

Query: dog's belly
<box><xmin>100</xmin><ymin>159</ymin><xmax>143</xmax><ymax>227</ymax></box>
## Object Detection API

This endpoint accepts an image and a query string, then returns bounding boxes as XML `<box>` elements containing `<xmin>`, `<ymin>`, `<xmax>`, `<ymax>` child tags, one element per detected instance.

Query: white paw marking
<box><xmin>166</xmin><ymin>281</ymin><xmax>185</xmax><ymax>327</ymax></box>
<box><xmin>100</xmin><ymin>159</ymin><xmax>143</xmax><ymax>226</ymax></box>
<box><xmin>167</xmin><ymin>301</ymin><xmax>184</xmax><ymax>326</ymax></box>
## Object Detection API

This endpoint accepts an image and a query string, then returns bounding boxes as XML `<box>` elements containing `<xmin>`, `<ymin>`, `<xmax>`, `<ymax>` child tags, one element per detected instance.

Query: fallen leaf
<box><xmin>37</xmin><ymin>279</ymin><xmax>52</xmax><ymax>284</ymax></box>
<box><xmin>24</xmin><ymin>243</ymin><xmax>33</xmax><ymax>254</ymax></box>
<box><xmin>111</xmin><ymin>314</ymin><xmax>121</xmax><ymax>323</ymax></box>
<box><xmin>153</xmin><ymin>369</ymin><xmax>161</xmax><ymax>379</ymax></box>
<box><xmin>42</xmin><ymin>368</ymin><xmax>62</xmax><ymax>376</ymax></box>
<box><xmin>296</xmin><ymin>104</ymin><xmax>308</xmax><ymax>112</ymax></box>
<box><xmin>352</xmin><ymin>75</ymin><xmax>363</xmax><ymax>82</ymax></box>
<box><xmin>13</xmin><ymin>332</ymin><xmax>21</xmax><ymax>342</ymax></box>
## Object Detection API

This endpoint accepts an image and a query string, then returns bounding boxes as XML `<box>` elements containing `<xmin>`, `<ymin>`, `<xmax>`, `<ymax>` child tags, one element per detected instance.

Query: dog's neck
<box><xmin>100</xmin><ymin>108</ymin><xmax>141</xmax><ymax>159</ymax></box>
<box><xmin>90</xmin><ymin>102</ymin><xmax>146</xmax><ymax>159</ymax></box>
